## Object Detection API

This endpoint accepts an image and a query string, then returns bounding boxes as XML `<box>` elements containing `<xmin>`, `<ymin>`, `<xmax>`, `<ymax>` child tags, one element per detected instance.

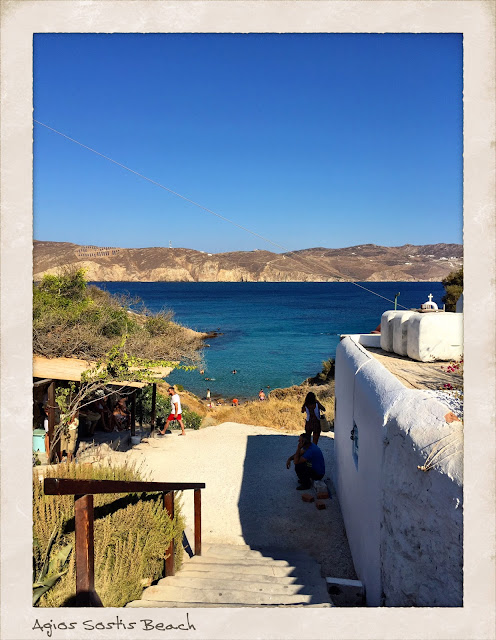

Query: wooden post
<box><xmin>138</xmin><ymin>390</ymin><xmax>143</xmax><ymax>428</ymax></box>
<box><xmin>151</xmin><ymin>383</ymin><xmax>157</xmax><ymax>433</ymax></box>
<box><xmin>47</xmin><ymin>381</ymin><xmax>56</xmax><ymax>462</ymax></box>
<box><xmin>194</xmin><ymin>489</ymin><xmax>202</xmax><ymax>556</ymax></box>
<box><xmin>163</xmin><ymin>491</ymin><xmax>175</xmax><ymax>576</ymax></box>
<box><xmin>74</xmin><ymin>494</ymin><xmax>102</xmax><ymax>606</ymax></box>
<box><xmin>130</xmin><ymin>391</ymin><xmax>136</xmax><ymax>436</ymax></box>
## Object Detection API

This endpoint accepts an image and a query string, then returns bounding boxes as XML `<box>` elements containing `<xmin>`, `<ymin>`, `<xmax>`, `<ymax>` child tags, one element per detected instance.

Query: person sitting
<box><xmin>112</xmin><ymin>396</ymin><xmax>131</xmax><ymax>431</ymax></box>
<box><xmin>286</xmin><ymin>432</ymin><xmax>325</xmax><ymax>490</ymax></box>
<box><xmin>81</xmin><ymin>393</ymin><xmax>108</xmax><ymax>436</ymax></box>
<box><xmin>258</xmin><ymin>389</ymin><xmax>266</xmax><ymax>401</ymax></box>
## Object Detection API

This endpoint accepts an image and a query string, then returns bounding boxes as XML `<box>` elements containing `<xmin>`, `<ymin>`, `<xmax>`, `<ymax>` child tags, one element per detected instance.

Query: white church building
<box><xmin>333</xmin><ymin>299</ymin><xmax>463</xmax><ymax>606</ymax></box>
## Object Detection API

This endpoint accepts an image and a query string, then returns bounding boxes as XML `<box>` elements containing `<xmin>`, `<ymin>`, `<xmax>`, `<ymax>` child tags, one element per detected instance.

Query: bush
<box><xmin>33</xmin><ymin>269</ymin><xmax>203</xmax><ymax>365</ymax></box>
<box><xmin>139</xmin><ymin>388</ymin><xmax>202</xmax><ymax>430</ymax></box>
<box><xmin>140</xmin><ymin>387</ymin><xmax>171</xmax><ymax>423</ymax></box>
<box><xmin>145</xmin><ymin>312</ymin><xmax>173</xmax><ymax>336</ymax></box>
<box><xmin>180</xmin><ymin>407</ymin><xmax>201</xmax><ymax>430</ymax></box>
<box><xmin>33</xmin><ymin>461</ymin><xmax>185</xmax><ymax>607</ymax></box>
<box><xmin>442</xmin><ymin>267</ymin><xmax>463</xmax><ymax>312</ymax></box>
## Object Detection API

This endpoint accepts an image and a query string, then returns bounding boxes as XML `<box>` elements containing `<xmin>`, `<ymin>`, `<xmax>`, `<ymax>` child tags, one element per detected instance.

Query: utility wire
<box><xmin>34</xmin><ymin>119</ymin><xmax>410</xmax><ymax>309</ymax></box>
<box><xmin>34</xmin><ymin>120</ymin><xmax>286</xmax><ymax>252</ymax></box>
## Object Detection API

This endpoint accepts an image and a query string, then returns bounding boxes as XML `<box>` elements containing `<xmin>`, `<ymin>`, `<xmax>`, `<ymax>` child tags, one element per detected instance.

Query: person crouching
<box><xmin>286</xmin><ymin>432</ymin><xmax>325</xmax><ymax>490</ymax></box>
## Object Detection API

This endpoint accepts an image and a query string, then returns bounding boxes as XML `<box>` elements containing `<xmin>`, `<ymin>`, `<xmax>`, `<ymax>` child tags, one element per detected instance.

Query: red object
<box><xmin>370</xmin><ymin>324</ymin><xmax>381</xmax><ymax>334</ymax></box>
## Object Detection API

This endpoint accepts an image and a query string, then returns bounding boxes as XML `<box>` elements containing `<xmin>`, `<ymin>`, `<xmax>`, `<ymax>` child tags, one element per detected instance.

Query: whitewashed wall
<box><xmin>380</xmin><ymin>392</ymin><xmax>463</xmax><ymax>606</ymax></box>
<box><xmin>334</xmin><ymin>336</ymin><xmax>404</xmax><ymax>606</ymax></box>
<box><xmin>334</xmin><ymin>336</ymin><xmax>463</xmax><ymax>607</ymax></box>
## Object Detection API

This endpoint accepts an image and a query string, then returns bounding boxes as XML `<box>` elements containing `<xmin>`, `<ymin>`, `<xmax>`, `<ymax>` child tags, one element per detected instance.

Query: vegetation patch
<box><xmin>33</xmin><ymin>461</ymin><xmax>185</xmax><ymax>607</ymax></box>
<box><xmin>442</xmin><ymin>267</ymin><xmax>463</xmax><ymax>312</ymax></box>
<box><xmin>140</xmin><ymin>386</ymin><xmax>202</xmax><ymax>429</ymax></box>
<box><xmin>33</xmin><ymin>268</ymin><xmax>203</xmax><ymax>365</ymax></box>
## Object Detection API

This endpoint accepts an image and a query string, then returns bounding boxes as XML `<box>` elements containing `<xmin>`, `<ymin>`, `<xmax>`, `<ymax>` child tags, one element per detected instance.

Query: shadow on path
<box><xmin>237</xmin><ymin>433</ymin><xmax>356</xmax><ymax>579</ymax></box>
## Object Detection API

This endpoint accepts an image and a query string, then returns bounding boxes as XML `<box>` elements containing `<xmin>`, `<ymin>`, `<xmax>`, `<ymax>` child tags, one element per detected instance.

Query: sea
<box><xmin>93</xmin><ymin>281</ymin><xmax>445</xmax><ymax>400</ymax></box>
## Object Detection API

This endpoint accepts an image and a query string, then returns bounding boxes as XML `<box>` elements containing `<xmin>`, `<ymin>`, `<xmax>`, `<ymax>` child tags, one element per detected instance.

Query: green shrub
<box><xmin>140</xmin><ymin>387</ymin><xmax>171</xmax><ymax>423</ymax></box>
<box><xmin>138</xmin><ymin>389</ymin><xmax>201</xmax><ymax>430</ymax></box>
<box><xmin>178</xmin><ymin>407</ymin><xmax>201</xmax><ymax>430</ymax></box>
<box><xmin>442</xmin><ymin>267</ymin><xmax>463</xmax><ymax>312</ymax></box>
<box><xmin>33</xmin><ymin>270</ymin><xmax>202</xmax><ymax>365</ymax></box>
<box><xmin>33</xmin><ymin>461</ymin><xmax>185</xmax><ymax>607</ymax></box>
<box><xmin>145</xmin><ymin>312</ymin><xmax>173</xmax><ymax>336</ymax></box>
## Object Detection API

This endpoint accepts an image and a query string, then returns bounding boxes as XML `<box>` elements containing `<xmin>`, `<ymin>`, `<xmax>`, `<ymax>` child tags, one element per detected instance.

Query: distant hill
<box><xmin>33</xmin><ymin>241</ymin><xmax>463</xmax><ymax>283</ymax></box>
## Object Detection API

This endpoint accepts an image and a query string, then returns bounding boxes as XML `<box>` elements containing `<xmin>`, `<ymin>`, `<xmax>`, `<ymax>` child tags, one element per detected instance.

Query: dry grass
<box><xmin>207</xmin><ymin>381</ymin><xmax>335</xmax><ymax>432</ymax></box>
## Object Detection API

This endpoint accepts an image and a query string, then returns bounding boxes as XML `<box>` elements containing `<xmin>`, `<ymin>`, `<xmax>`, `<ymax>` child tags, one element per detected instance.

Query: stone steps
<box><xmin>126</xmin><ymin>543</ymin><xmax>332</xmax><ymax>608</ymax></box>
<box><xmin>126</xmin><ymin>600</ymin><xmax>332</xmax><ymax>608</ymax></box>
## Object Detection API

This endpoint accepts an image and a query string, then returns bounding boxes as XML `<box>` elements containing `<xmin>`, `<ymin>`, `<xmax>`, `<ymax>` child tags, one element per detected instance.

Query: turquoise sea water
<box><xmin>94</xmin><ymin>281</ymin><xmax>445</xmax><ymax>399</ymax></box>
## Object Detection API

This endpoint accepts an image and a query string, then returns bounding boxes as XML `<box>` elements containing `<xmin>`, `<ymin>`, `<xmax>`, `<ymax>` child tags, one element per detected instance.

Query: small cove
<box><xmin>94</xmin><ymin>281</ymin><xmax>445</xmax><ymax>399</ymax></box>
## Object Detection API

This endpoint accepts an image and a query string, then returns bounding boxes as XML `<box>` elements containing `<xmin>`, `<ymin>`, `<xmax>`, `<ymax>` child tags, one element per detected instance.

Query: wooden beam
<box><xmin>151</xmin><ymin>383</ymin><xmax>157</xmax><ymax>432</ymax></box>
<box><xmin>138</xmin><ymin>389</ymin><xmax>143</xmax><ymax>428</ymax></box>
<box><xmin>164</xmin><ymin>491</ymin><xmax>175</xmax><ymax>577</ymax></box>
<box><xmin>47</xmin><ymin>381</ymin><xmax>55</xmax><ymax>462</ymax></box>
<box><xmin>74</xmin><ymin>494</ymin><xmax>102</xmax><ymax>607</ymax></box>
<box><xmin>33</xmin><ymin>378</ymin><xmax>53</xmax><ymax>387</ymax></box>
<box><xmin>130</xmin><ymin>391</ymin><xmax>136</xmax><ymax>436</ymax></box>
<box><xmin>194</xmin><ymin>488</ymin><xmax>202</xmax><ymax>557</ymax></box>
<box><xmin>44</xmin><ymin>478</ymin><xmax>205</xmax><ymax>495</ymax></box>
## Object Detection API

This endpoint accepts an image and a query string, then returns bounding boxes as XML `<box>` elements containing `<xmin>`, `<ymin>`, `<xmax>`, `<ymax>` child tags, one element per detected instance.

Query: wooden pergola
<box><xmin>33</xmin><ymin>356</ymin><xmax>173</xmax><ymax>460</ymax></box>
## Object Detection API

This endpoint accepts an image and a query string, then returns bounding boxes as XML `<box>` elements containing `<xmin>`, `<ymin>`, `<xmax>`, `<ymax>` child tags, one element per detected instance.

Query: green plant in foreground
<box><xmin>33</xmin><ymin>525</ymin><xmax>72</xmax><ymax>605</ymax></box>
<box><xmin>34</xmin><ymin>461</ymin><xmax>185</xmax><ymax>607</ymax></box>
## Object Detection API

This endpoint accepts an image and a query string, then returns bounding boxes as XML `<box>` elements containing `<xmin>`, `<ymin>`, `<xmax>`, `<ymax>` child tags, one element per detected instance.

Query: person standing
<box><xmin>286</xmin><ymin>432</ymin><xmax>325</xmax><ymax>490</ymax></box>
<box><xmin>160</xmin><ymin>386</ymin><xmax>186</xmax><ymax>436</ymax></box>
<box><xmin>258</xmin><ymin>389</ymin><xmax>266</xmax><ymax>401</ymax></box>
<box><xmin>301</xmin><ymin>391</ymin><xmax>326</xmax><ymax>444</ymax></box>
<box><xmin>60</xmin><ymin>411</ymin><xmax>79</xmax><ymax>462</ymax></box>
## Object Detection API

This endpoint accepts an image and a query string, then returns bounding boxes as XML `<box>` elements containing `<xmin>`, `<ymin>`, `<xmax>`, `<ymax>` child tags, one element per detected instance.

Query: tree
<box><xmin>442</xmin><ymin>267</ymin><xmax>463</xmax><ymax>312</ymax></box>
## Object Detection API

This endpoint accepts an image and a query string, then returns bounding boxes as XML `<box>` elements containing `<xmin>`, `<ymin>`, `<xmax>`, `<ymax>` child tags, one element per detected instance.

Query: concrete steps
<box><xmin>126</xmin><ymin>543</ymin><xmax>333</xmax><ymax>608</ymax></box>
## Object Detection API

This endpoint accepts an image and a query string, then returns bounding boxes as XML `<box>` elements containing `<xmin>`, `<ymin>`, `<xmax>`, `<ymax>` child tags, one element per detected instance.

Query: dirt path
<box><xmin>98</xmin><ymin>423</ymin><xmax>356</xmax><ymax>580</ymax></box>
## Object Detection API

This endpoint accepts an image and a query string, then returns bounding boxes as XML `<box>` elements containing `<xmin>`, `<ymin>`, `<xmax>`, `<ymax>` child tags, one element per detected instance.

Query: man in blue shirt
<box><xmin>286</xmin><ymin>432</ymin><xmax>325</xmax><ymax>490</ymax></box>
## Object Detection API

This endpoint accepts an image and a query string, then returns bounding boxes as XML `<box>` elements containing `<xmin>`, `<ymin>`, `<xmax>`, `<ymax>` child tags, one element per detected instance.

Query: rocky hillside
<box><xmin>33</xmin><ymin>241</ymin><xmax>463</xmax><ymax>282</ymax></box>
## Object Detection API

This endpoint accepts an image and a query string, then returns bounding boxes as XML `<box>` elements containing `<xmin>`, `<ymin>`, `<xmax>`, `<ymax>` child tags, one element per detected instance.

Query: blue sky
<box><xmin>34</xmin><ymin>33</ymin><xmax>463</xmax><ymax>253</ymax></box>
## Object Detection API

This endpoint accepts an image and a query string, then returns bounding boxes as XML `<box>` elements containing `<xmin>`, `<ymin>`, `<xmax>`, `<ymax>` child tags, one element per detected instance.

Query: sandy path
<box><xmin>105</xmin><ymin>423</ymin><xmax>356</xmax><ymax>579</ymax></box>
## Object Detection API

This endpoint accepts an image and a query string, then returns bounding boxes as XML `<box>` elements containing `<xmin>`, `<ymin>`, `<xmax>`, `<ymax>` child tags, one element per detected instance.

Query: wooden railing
<box><xmin>43</xmin><ymin>478</ymin><xmax>205</xmax><ymax>606</ymax></box>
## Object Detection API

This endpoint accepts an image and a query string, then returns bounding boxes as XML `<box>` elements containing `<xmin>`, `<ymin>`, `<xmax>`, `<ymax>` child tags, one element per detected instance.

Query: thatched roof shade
<box><xmin>33</xmin><ymin>356</ymin><xmax>173</xmax><ymax>388</ymax></box>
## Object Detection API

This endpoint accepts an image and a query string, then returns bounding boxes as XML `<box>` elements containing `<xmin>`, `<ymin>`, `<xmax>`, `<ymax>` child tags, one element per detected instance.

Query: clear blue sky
<box><xmin>34</xmin><ymin>33</ymin><xmax>463</xmax><ymax>253</ymax></box>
